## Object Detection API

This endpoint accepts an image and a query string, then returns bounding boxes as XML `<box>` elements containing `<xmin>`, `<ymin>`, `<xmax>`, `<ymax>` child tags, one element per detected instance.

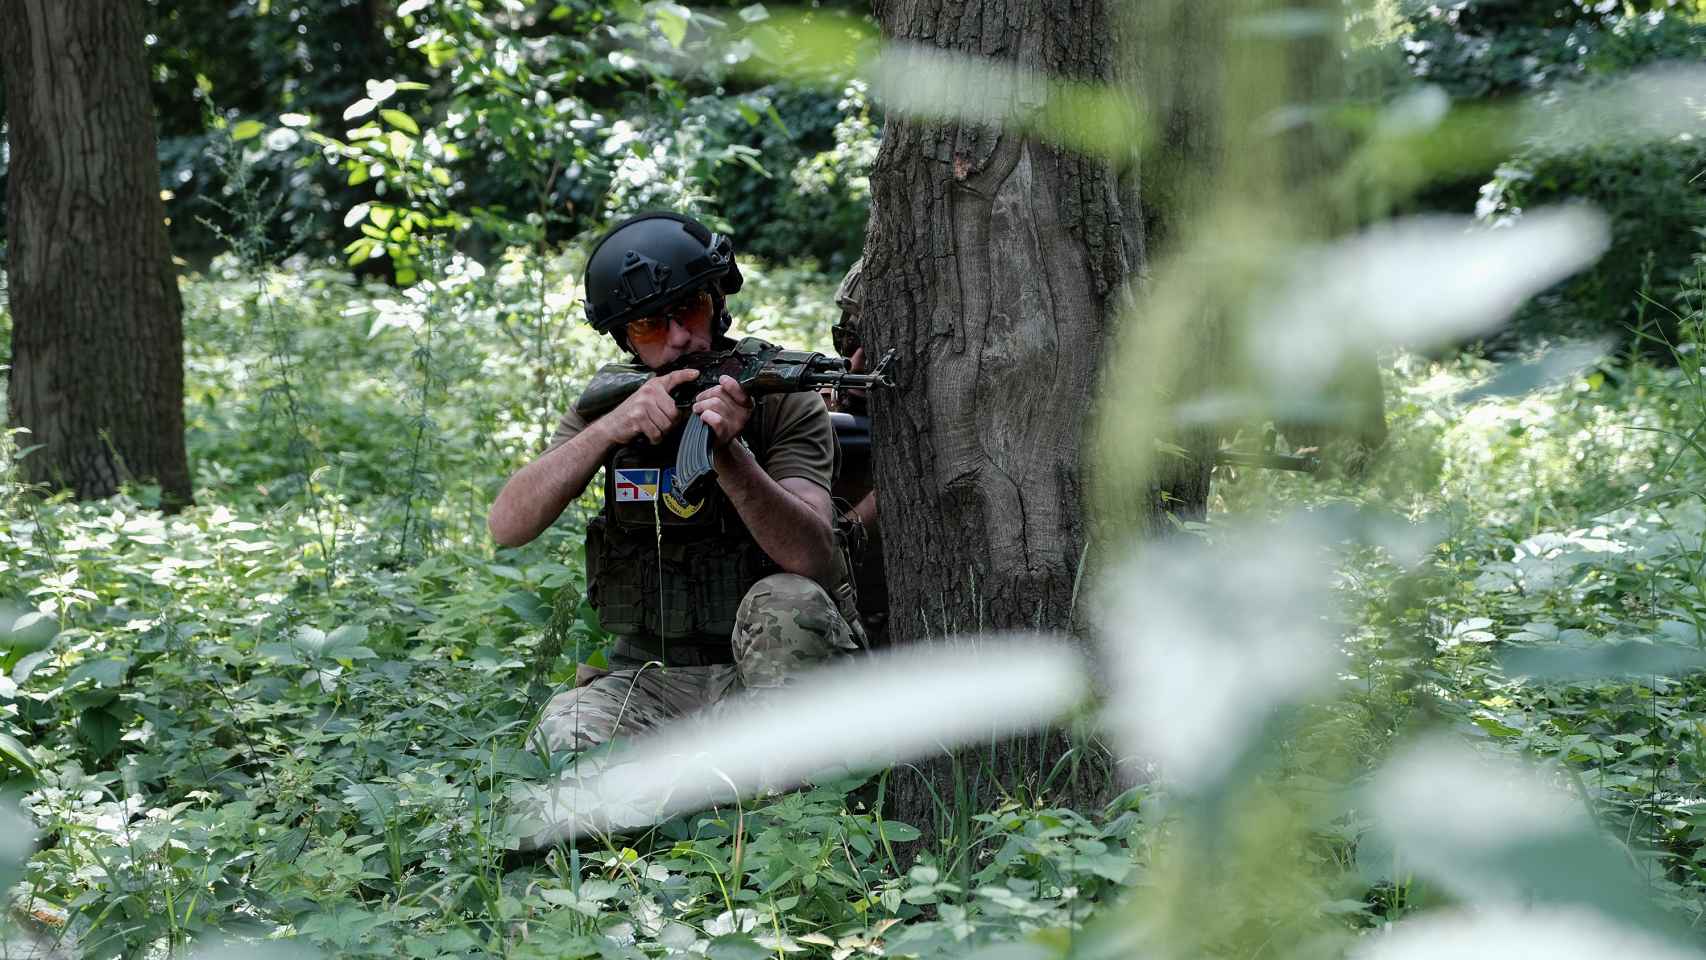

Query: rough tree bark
<box><xmin>860</xmin><ymin>0</ymin><xmax>1191</xmax><ymax>846</ymax></box>
<box><xmin>1</xmin><ymin>0</ymin><xmax>192</xmax><ymax>507</ymax></box>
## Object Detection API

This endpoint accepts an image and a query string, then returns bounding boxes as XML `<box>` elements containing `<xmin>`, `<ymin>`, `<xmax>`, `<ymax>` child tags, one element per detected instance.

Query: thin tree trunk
<box><xmin>1</xmin><ymin>0</ymin><xmax>192</xmax><ymax>507</ymax></box>
<box><xmin>861</xmin><ymin>0</ymin><xmax>1156</xmax><ymax>853</ymax></box>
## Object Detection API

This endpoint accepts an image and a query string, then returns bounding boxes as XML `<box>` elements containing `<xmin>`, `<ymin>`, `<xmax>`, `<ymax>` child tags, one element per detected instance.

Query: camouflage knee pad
<box><xmin>533</xmin><ymin>663</ymin><xmax>737</xmax><ymax>754</ymax></box>
<box><xmin>732</xmin><ymin>573</ymin><xmax>860</xmax><ymax>689</ymax></box>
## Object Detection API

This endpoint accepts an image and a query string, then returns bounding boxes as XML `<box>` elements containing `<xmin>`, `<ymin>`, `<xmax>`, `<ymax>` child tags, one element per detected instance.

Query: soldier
<box><xmin>489</xmin><ymin>211</ymin><xmax>859</xmax><ymax>755</ymax></box>
<box><xmin>824</xmin><ymin>260</ymin><xmax>888</xmax><ymax>646</ymax></box>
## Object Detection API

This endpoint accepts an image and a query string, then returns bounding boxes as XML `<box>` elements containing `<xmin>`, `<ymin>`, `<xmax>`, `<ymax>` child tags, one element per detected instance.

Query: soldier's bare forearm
<box><xmin>713</xmin><ymin>442</ymin><xmax>834</xmax><ymax>584</ymax></box>
<box><xmin>488</xmin><ymin>423</ymin><xmax>615</xmax><ymax>548</ymax></box>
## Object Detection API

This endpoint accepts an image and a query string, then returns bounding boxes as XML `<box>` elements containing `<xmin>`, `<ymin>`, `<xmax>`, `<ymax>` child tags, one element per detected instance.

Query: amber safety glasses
<box><xmin>625</xmin><ymin>290</ymin><xmax>713</xmax><ymax>346</ymax></box>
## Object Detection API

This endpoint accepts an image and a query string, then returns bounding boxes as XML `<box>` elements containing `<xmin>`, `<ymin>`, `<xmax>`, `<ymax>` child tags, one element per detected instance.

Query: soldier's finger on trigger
<box><xmin>718</xmin><ymin>375</ymin><xmax>752</xmax><ymax>407</ymax></box>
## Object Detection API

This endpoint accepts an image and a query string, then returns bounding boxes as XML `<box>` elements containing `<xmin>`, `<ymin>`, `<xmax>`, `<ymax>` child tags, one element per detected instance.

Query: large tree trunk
<box><xmin>861</xmin><ymin>0</ymin><xmax>1173</xmax><ymax>853</ymax></box>
<box><xmin>1</xmin><ymin>0</ymin><xmax>192</xmax><ymax>507</ymax></box>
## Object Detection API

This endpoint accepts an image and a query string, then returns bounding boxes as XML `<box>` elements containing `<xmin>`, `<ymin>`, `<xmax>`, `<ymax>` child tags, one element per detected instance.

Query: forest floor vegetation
<box><xmin>0</xmin><ymin>260</ymin><xmax>1703</xmax><ymax>956</ymax></box>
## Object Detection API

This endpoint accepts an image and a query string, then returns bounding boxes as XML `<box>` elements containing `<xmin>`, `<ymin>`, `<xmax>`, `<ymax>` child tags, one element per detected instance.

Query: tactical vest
<box><xmin>580</xmin><ymin>386</ymin><xmax>777</xmax><ymax>642</ymax></box>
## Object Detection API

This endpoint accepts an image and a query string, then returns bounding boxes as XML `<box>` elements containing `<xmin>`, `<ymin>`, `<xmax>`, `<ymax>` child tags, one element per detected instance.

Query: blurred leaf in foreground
<box><xmin>1351</xmin><ymin>905</ymin><xmax>1701</xmax><ymax>960</ymax></box>
<box><xmin>1368</xmin><ymin>736</ymin><xmax>1673</xmax><ymax>929</ymax></box>
<box><xmin>1096</xmin><ymin>514</ymin><xmax>1341</xmax><ymax>793</ymax></box>
<box><xmin>515</xmin><ymin>636</ymin><xmax>1088</xmax><ymax>844</ymax></box>
<box><xmin>1501</xmin><ymin>639</ymin><xmax>1706</xmax><ymax>681</ymax></box>
<box><xmin>1247</xmin><ymin>207</ymin><xmax>1611</xmax><ymax>398</ymax></box>
<box><xmin>865</xmin><ymin>42</ymin><xmax>1144</xmax><ymax>159</ymax></box>
<box><xmin>1455</xmin><ymin>338</ymin><xmax>1614</xmax><ymax>402</ymax></box>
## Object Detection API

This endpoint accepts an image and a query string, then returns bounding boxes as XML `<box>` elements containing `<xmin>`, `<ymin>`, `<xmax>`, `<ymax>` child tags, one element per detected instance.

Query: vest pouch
<box><xmin>691</xmin><ymin>537</ymin><xmax>764</xmax><ymax>637</ymax></box>
<box><xmin>655</xmin><ymin>538</ymin><xmax>700</xmax><ymax>638</ymax></box>
<box><xmin>585</xmin><ymin>515</ymin><xmax>652</xmax><ymax>637</ymax></box>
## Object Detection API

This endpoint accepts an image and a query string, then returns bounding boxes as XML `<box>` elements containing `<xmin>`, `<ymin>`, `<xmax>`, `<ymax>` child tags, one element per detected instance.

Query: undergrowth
<box><xmin>2</xmin><ymin>254</ymin><xmax>1706</xmax><ymax>955</ymax></box>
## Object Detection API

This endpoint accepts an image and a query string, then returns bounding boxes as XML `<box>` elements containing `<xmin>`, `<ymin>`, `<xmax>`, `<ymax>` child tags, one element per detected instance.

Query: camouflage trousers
<box><xmin>534</xmin><ymin>573</ymin><xmax>859</xmax><ymax>755</ymax></box>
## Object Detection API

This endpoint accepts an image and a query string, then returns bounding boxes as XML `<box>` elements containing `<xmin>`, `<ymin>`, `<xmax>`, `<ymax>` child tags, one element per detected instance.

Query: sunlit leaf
<box><xmin>380</xmin><ymin>109</ymin><xmax>420</xmax><ymax>135</ymax></box>
<box><xmin>655</xmin><ymin>2</ymin><xmax>691</xmax><ymax>49</ymax></box>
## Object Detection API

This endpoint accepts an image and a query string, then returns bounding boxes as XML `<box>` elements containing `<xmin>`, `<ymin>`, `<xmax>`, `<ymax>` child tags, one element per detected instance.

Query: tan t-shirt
<box><xmin>547</xmin><ymin>389</ymin><xmax>835</xmax><ymax>492</ymax></box>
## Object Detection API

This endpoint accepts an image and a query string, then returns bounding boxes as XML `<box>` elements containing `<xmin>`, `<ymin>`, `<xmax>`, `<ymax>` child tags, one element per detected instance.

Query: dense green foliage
<box><xmin>0</xmin><ymin>0</ymin><xmax>876</xmax><ymax>270</ymax></box>
<box><xmin>1399</xmin><ymin>2</ymin><xmax>1706</xmax><ymax>340</ymax></box>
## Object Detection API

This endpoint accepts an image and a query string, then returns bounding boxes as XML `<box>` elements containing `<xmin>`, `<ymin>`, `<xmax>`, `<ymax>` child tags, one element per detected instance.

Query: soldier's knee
<box><xmin>733</xmin><ymin>573</ymin><xmax>855</xmax><ymax>686</ymax></box>
<box><xmin>533</xmin><ymin>685</ymin><xmax>618</xmax><ymax>754</ymax></box>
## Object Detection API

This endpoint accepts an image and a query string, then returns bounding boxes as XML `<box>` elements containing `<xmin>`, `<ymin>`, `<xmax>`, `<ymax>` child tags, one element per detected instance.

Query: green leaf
<box><xmin>880</xmin><ymin>820</ymin><xmax>922</xmax><ymax>842</ymax></box>
<box><xmin>380</xmin><ymin>109</ymin><xmax>420</xmax><ymax>135</ymax></box>
<box><xmin>370</xmin><ymin>206</ymin><xmax>395</xmax><ymax>230</ymax></box>
<box><xmin>2</xmin><ymin>611</ymin><xmax>57</xmax><ymax>652</ymax></box>
<box><xmin>77</xmin><ymin>708</ymin><xmax>121</xmax><ymax>758</ymax></box>
<box><xmin>501</xmin><ymin>591</ymin><xmax>548</xmax><ymax>625</ymax></box>
<box><xmin>0</xmin><ymin>731</ymin><xmax>35</xmax><ymax>775</ymax></box>
<box><xmin>258</xmin><ymin>642</ymin><xmax>304</xmax><ymax>665</ymax></box>
<box><xmin>1471</xmin><ymin>715</ymin><xmax>1522</xmax><ymax>738</ymax></box>
<box><xmin>68</xmin><ymin>657</ymin><xmax>129</xmax><ymax>688</ymax></box>
<box><xmin>231</xmin><ymin>120</ymin><xmax>267</xmax><ymax>142</ymax></box>
<box><xmin>707</xmin><ymin>935</ymin><xmax>767</xmax><ymax>960</ymax></box>
<box><xmin>656</xmin><ymin>3</ymin><xmax>690</xmax><ymax>48</ymax></box>
<box><xmin>577</xmin><ymin>879</ymin><xmax>621</xmax><ymax>901</ymax></box>
<box><xmin>324</xmin><ymin>624</ymin><xmax>370</xmax><ymax>655</ymax></box>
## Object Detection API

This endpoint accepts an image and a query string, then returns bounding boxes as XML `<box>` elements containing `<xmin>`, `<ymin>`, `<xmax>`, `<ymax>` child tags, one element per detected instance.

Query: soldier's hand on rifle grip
<box><xmin>600</xmin><ymin>368</ymin><xmax>697</xmax><ymax>445</ymax></box>
<box><xmin>693</xmin><ymin>375</ymin><xmax>754</xmax><ymax>449</ymax></box>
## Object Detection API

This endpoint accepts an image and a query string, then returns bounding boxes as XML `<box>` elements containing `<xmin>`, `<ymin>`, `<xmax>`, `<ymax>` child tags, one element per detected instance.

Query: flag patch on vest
<box><xmin>613</xmin><ymin>468</ymin><xmax>659</xmax><ymax>502</ymax></box>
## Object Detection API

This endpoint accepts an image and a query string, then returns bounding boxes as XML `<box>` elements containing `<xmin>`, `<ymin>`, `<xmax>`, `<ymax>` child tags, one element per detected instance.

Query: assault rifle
<box><xmin>1212</xmin><ymin>450</ymin><xmax>1321</xmax><ymax>473</ymax></box>
<box><xmin>576</xmin><ymin>336</ymin><xmax>896</xmax><ymax>498</ymax></box>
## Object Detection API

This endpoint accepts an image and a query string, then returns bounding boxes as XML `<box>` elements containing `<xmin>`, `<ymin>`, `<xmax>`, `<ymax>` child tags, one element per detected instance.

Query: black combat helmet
<box><xmin>582</xmin><ymin>212</ymin><xmax>743</xmax><ymax>344</ymax></box>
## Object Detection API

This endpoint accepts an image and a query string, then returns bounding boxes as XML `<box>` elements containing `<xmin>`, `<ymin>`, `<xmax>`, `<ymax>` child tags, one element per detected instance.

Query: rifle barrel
<box><xmin>1214</xmin><ymin>450</ymin><xmax>1321</xmax><ymax>473</ymax></box>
